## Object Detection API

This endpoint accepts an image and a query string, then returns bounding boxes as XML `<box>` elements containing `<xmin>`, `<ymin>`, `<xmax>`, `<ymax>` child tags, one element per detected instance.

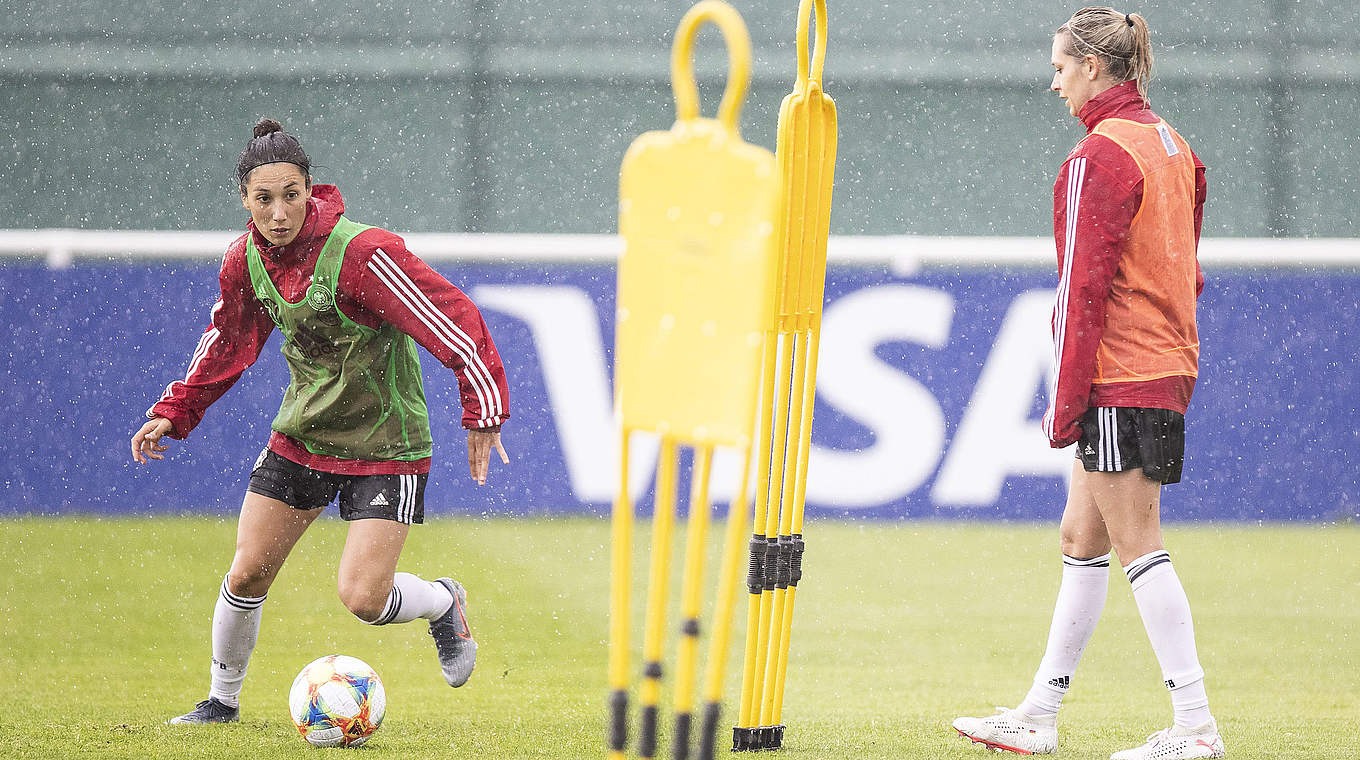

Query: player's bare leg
<box><xmin>339</xmin><ymin>518</ymin><xmax>476</xmax><ymax>687</ymax></box>
<box><xmin>1060</xmin><ymin>463</ymin><xmax>1112</xmax><ymax>559</ymax></box>
<box><xmin>1083</xmin><ymin>468</ymin><xmax>1163</xmax><ymax>562</ymax></box>
<box><xmin>336</xmin><ymin>518</ymin><xmax>410</xmax><ymax>622</ymax></box>
<box><xmin>229</xmin><ymin>493</ymin><xmax>325</xmax><ymax>597</ymax></box>
<box><xmin>171</xmin><ymin>493</ymin><xmax>323</xmax><ymax>724</ymax></box>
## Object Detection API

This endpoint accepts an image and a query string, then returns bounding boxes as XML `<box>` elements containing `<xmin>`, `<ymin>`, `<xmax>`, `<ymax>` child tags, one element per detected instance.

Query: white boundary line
<box><xmin>0</xmin><ymin>229</ymin><xmax>1356</xmax><ymax>270</ymax></box>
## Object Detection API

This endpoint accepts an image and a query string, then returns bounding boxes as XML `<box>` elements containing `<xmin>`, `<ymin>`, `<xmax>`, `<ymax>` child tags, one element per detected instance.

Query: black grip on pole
<box><xmin>608</xmin><ymin>689</ymin><xmax>628</xmax><ymax>752</ymax></box>
<box><xmin>672</xmin><ymin>711</ymin><xmax>693</xmax><ymax>760</ymax></box>
<box><xmin>732</xmin><ymin>727</ymin><xmax>759</xmax><ymax>752</ymax></box>
<box><xmin>640</xmin><ymin>705</ymin><xmax>659</xmax><ymax>758</ymax></box>
<box><xmin>769</xmin><ymin>725</ymin><xmax>785</xmax><ymax>750</ymax></box>
<box><xmin>745</xmin><ymin>535</ymin><xmax>766</xmax><ymax>595</ymax></box>
<box><xmin>762</xmin><ymin>536</ymin><xmax>779</xmax><ymax>591</ymax></box>
<box><xmin>775</xmin><ymin>535</ymin><xmax>792</xmax><ymax>590</ymax></box>
<box><xmin>789</xmin><ymin>533</ymin><xmax>804</xmax><ymax>587</ymax></box>
<box><xmin>681</xmin><ymin>617</ymin><xmax>701</xmax><ymax>637</ymax></box>
<box><xmin>757</xmin><ymin>726</ymin><xmax>776</xmax><ymax>750</ymax></box>
<box><xmin>698</xmin><ymin>701</ymin><xmax>721</xmax><ymax>760</ymax></box>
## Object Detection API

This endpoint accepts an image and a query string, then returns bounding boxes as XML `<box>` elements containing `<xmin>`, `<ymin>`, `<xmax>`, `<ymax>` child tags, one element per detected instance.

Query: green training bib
<box><xmin>246</xmin><ymin>217</ymin><xmax>433</xmax><ymax>461</ymax></box>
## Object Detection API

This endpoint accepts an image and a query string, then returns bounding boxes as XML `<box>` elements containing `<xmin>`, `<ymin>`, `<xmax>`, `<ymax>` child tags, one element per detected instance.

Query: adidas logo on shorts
<box><xmin>369</xmin><ymin>492</ymin><xmax>390</xmax><ymax>507</ymax></box>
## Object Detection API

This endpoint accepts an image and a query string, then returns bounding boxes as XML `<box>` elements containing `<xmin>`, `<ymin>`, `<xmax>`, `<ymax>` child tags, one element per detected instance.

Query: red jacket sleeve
<box><xmin>148</xmin><ymin>239</ymin><xmax>275</xmax><ymax>439</ymax></box>
<box><xmin>1043</xmin><ymin>142</ymin><xmax>1142</xmax><ymax>448</ymax></box>
<box><xmin>349</xmin><ymin>231</ymin><xmax>510</xmax><ymax>429</ymax></box>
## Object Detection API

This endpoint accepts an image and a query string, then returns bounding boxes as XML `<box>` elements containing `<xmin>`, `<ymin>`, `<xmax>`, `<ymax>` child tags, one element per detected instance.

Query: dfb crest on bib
<box><xmin>307</xmin><ymin>285</ymin><xmax>332</xmax><ymax>311</ymax></box>
<box><xmin>307</xmin><ymin>285</ymin><xmax>342</xmax><ymax>325</ymax></box>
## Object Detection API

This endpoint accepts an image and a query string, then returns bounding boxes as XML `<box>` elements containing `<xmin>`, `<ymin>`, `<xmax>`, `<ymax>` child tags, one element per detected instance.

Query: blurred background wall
<box><xmin>2</xmin><ymin>0</ymin><xmax>1355</xmax><ymax>237</ymax></box>
<box><xmin>2</xmin><ymin>2</ymin><xmax>1356</xmax><ymax>520</ymax></box>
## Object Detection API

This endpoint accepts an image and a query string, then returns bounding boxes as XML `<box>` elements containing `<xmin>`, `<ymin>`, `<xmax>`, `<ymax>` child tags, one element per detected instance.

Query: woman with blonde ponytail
<box><xmin>951</xmin><ymin>8</ymin><xmax>1224</xmax><ymax>760</ymax></box>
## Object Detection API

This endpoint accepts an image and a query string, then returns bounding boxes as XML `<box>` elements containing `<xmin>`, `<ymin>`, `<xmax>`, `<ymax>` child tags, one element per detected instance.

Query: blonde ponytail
<box><xmin>1057</xmin><ymin>7</ymin><xmax>1155</xmax><ymax>100</ymax></box>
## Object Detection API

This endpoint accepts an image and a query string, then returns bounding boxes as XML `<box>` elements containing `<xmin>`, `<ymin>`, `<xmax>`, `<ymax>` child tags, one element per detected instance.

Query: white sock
<box><xmin>1125</xmin><ymin>550</ymin><xmax>1213</xmax><ymax>728</ymax></box>
<box><xmin>1017</xmin><ymin>553</ymin><xmax>1110</xmax><ymax>720</ymax></box>
<box><xmin>365</xmin><ymin>572</ymin><xmax>454</xmax><ymax>625</ymax></box>
<box><xmin>209</xmin><ymin>577</ymin><xmax>267</xmax><ymax>708</ymax></box>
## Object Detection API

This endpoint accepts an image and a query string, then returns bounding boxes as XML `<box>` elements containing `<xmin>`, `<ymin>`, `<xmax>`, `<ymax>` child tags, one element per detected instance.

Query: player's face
<box><xmin>1050</xmin><ymin>35</ymin><xmax>1099</xmax><ymax>118</ymax></box>
<box><xmin>241</xmin><ymin>163</ymin><xmax>311</xmax><ymax>247</ymax></box>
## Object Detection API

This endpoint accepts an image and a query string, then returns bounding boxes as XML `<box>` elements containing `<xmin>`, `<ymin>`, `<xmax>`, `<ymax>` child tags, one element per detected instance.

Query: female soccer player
<box><xmin>951</xmin><ymin>8</ymin><xmax>1224</xmax><ymax>759</ymax></box>
<box><xmin>131</xmin><ymin>119</ymin><xmax>511</xmax><ymax>724</ymax></box>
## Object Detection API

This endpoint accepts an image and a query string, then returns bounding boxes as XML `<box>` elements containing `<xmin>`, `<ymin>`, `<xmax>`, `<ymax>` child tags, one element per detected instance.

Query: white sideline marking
<box><xmin>0</xmin><ymin>229</ymin><xmax>1356</xmax><ymax>269</ymax></box>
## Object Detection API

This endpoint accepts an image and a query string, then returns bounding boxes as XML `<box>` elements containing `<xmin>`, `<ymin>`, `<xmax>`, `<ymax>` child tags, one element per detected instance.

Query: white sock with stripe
<box><xmin>208</xmin><ymin>577</ymin><xmax>267</xmax><ymax>708</ymax></box>
<box><xmin>1017</xmin><ymin>553</ymin><xmax>1110</xmax><ymax>720</ymax></box>
<box><xmin>365</xmin><ymin>572</ymin><xmax>454</xmax><ymax>625</ymax></box>
<box><xmin>1125</xmin><ymin>550</ymin><xmax>1213</xmax><ymax>728</ymax></box>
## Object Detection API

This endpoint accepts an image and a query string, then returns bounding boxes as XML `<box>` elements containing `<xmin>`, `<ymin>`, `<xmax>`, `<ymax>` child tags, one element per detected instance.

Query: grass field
<box><xmin>0</xmin><ymin>517</ymin><xmax>1355</xmax><ymax>759</ymax></box>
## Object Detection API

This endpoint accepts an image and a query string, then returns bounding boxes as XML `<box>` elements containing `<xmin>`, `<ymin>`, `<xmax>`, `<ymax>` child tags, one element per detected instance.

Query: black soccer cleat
<box><xmin>168</xmin><ymin>697</ymin><xmax>240</xmax><ymax>725</ymax></box>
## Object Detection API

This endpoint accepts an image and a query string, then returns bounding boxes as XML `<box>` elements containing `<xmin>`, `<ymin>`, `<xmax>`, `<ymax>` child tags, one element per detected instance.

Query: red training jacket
<box><xmin>1043</xmin><ymin>81</ymin><xmax>1207</xmax><ymax>448</ymax></box>
<box><xmin>149</xmin><ymin>184</ymin><xmax>510</xmax><ymax>475</ymax></box>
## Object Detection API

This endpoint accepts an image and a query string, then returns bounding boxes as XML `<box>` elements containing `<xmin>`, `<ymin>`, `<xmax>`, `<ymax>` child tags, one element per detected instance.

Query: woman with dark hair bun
<box><xmin>131</xmin><ymin>118</ymin><xmax>511</xmax><ymax>724</ymax></box>
<box><xmin>951</xmin><ymin>8</ymin><xmax>1224</xmax><ymax>760</ymax></box>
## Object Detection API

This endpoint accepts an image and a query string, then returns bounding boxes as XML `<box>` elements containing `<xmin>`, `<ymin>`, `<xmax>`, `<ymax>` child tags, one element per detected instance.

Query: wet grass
<box><xmin>0</xmin><ymin>517</ymin><xmax>1355</xmax><ymax>759</ymax></box>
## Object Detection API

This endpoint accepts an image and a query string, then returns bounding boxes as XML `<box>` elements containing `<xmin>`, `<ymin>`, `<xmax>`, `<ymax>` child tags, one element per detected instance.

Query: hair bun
<box><xmin>252</xmin><ymin>118</ymin><xmax>284</xmax><ymax>139</ymax></box>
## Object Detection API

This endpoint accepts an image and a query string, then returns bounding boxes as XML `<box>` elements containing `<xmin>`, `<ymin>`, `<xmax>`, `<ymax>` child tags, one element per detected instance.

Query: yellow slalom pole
<box><xmin>749</xmin><ymin>2</ymin><xmax>805</xmax><ymax>732</ymax></box>
<box><xmin>752</xmin><ymin>91</ymin><xmax>807</xmax><ymax>749</ymax></box>
<box><xmin>792</xmin><ymin>331</ymin><xmax>821</xmax><ymax>534</ymax></box>
<box><xmin>638</xmin><ymin>438</ymin><xmax>680</xmax><ymax>760</ymax></box>
<box><xmin>614</xmin><ymin>2</ymin><xmax>776</xmax><ymax>755</ymax></box>
<box><xmin>754</xmin><ymin>333</ymin><xmax>795</xmax><ymax>745</ymax></box>
<box><xmin>741</xmin><ymin>331</ymin><xmax>794</xmax><ymax>750</ymax></box>
<box><xmin>769</xmin><ymin>572</ymin><xmax>799</xmax><ymax>737</ymax></box>
<box><xmin>760</xmin><ymin>327</ymin><xmax>810</xmax><ymax>743</ymax></box>
<box><xmin>772</xmin><ymin>329</ymin><xmax>821</xmax><ymax>723</ymax></box>
<box><xmin>771</xmin><ymin>327</ymin><xmax>820</xmax><ymax>731</ymax></box>
<box><xmin>735</xmin><ymin>329</ymin><xmax>779</xmax><ymax>748</ymax></box>
<box><xmin>608</xmin><ymin>429</ymin><xmax>634</xmax><ymax>760</ymax></box>
<box><xmin>698</xmin><ymin>444</ymin><xmax>754</xmax><ymax>760</ymax></box>
<box><xmin>760</xmin><ymin>0</ymin><xmax>839</xmax><ymax>749</ymax></box>
<box><xmin>671</xmin><ymin>445</ymin><xmax>714</xmax><ymax>760</ymax></box>
<box><xmin>772</xmin><ymin>78</ymin><xmax>835</xmax><ymax>740</ymax></box>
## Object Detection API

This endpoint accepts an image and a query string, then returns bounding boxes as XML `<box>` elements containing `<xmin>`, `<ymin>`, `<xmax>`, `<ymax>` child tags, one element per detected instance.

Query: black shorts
<box><xmin>247</xmin><ymin>449</ymin><xmax>427</xmax><ymax>524</ymax></box>
<box><xmin>1076</xmin><ymin>407</ymin><xmax>1186</xmax><ymax>485</ymax></box>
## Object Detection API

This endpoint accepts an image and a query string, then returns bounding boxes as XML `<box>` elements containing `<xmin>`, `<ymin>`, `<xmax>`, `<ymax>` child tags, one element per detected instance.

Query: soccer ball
<box><xmin>287</xmin><ymin>655</ymin><xmax>387</xmax><ymax>748</ymax></box>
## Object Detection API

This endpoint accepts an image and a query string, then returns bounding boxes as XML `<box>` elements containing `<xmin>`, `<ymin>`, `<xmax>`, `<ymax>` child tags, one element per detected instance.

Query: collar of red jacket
<box><xmin>1078</xmin><ymin>80</ymin><xmax>1148</xmax><ymax>132</ymax></box>
<box><xmin>247</xmin><ymin>183</ymin><xmax>346</xmax><ymax>260</ymax></box>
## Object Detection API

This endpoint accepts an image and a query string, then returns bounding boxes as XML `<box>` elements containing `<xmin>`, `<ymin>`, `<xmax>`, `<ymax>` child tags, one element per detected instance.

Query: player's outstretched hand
<box><xmin>467</xmin><ymin>427</ymin><xmax>510</xmax><ymax>486</ymax></box>
<box><xmin>131</xmin><ymin>417</ymin><xmax>174</xmax><ymax>464</ymax></box>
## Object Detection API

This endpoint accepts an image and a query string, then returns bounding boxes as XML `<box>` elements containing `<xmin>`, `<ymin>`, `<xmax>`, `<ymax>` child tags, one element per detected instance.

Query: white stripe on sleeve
<box><xmin>370</xmin><ymin>248</ymin><xmax>502</xmax><ymax>420</ymax></box>
<box><xmin>1046</xmin><ymin>157</ymin><xmax>1086</xmax><ymax>439</ymax></box>
<box><xmin>368</xmin><ymin>248</ymin><xmax>504</xmax><ymax>425</ymax></box>
<box><xmin>160</xmin><ymin>300</ymin><xmax>226</xmax><ymax>403</ymax></box>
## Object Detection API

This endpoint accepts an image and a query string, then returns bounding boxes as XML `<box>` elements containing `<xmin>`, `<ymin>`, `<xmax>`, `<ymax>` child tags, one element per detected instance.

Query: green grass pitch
<box><xmin>0</xmin><ymin>517</ymin><xmax>1355</xmax><ymax>759</ymax></box>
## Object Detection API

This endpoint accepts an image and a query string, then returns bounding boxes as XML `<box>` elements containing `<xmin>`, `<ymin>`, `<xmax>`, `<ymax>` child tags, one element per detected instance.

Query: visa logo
<box><xmin>472</xmin><ymin>283</ymin><xmax>1070</xmax><ymax>511</ymax></box>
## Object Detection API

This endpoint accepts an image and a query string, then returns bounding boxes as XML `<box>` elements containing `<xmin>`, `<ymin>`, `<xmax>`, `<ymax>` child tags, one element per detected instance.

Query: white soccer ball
<box><xmin>287</xmin><ymin>654</ymin><xmax>387</xmax><ymax>748</ymax></box>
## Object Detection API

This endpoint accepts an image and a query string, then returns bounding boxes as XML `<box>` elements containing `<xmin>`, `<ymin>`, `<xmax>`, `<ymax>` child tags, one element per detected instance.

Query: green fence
<box><xmin>2</xmin><ymin>0</ymin><xmax>1354</xmax><ymax>236</ymax></box>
